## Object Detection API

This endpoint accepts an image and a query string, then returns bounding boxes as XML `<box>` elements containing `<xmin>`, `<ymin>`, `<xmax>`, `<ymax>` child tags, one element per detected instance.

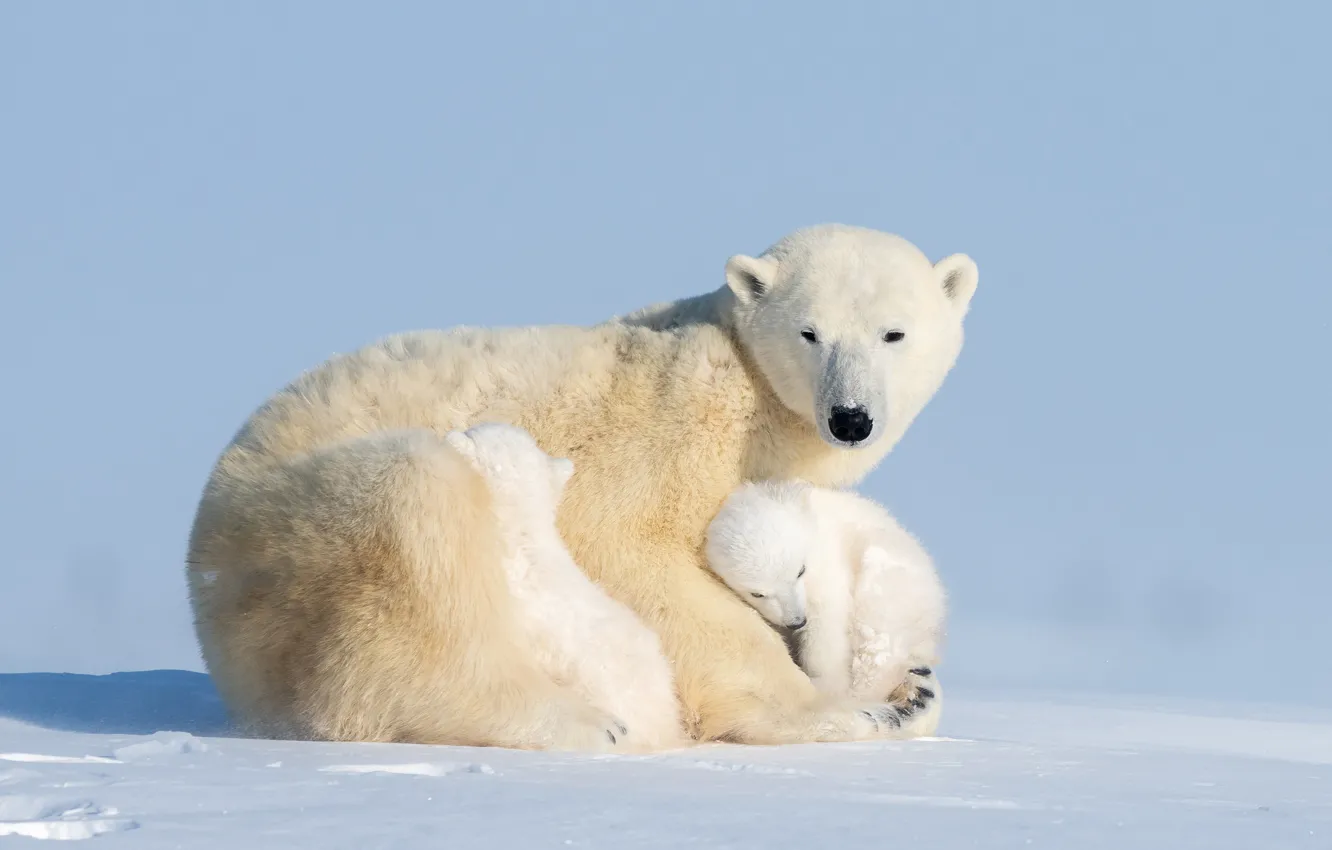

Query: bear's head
<box><xmin>444</xmin><ymin>421</ymin><xmax>575</xmax><ymax>521</ymax></box>
<box><xmin>723</xmin><ymin>224</ymin><xmax>979</xmax><ymax>452</ymax></box>
<box><xmin>705</xmin><ymin>480</ymin><xmax>815</xmax><ymax>631</ymax></box>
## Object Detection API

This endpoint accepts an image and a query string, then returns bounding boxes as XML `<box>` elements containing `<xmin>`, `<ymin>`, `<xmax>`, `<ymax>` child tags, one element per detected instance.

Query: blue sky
<box><xmin>2</xmin><ymin>1</ymin><xmax>1329</xmax><ymax>705</ymax></box>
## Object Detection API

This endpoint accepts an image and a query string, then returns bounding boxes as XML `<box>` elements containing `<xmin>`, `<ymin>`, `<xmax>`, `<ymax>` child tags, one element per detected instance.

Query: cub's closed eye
<box><xmin>882</xmin><ymin>330</ymin><xmax>906</xmax><ymax>343</ymax></box>
<box><xmin>750</xmin><ymin>592</ymin><xmax>765</xmax><ymax>599</ymax></box>
<box><xmin>800</xmin><ymin>329</ymin><xmax>818</xmax><ymax>343</ymax></box>
<box><xmin>796</xmin><ymin>566</ymin><xmax>806</xmax><ymax>578</ymax></box>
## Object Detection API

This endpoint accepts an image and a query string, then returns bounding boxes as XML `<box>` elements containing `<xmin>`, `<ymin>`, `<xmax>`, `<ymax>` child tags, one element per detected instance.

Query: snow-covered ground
<box><xmin>0</xmin><ymin>672</ymin><xmax>1328</xmax><ymax>846</ymax></box>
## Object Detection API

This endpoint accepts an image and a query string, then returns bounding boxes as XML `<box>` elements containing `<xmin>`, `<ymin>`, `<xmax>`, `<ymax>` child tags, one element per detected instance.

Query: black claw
<box><xmin>860</xmin><ymin>709</ymin><xmax>878</xmax><ymax>730</ymax></box>
<box><xmin>909</xmin><ymin>696</ymin><xmax>928</xmax><ymax>710</ymax></box>
<box><xmin>908</xmin><ymin>667</ymin><xmax>932</xmax><ymax>677</ymax></box>
<box><xmin>875</xmin><ymin>707</ymin><xmax>903</xmax><ymax>728</ymax></box>
<box><xmin>606</xmin><ymin>729</ymin><xmax>617</xmax><ymax>744</ymax></box>
<box><xmin>615</xmin><ymin>721</ymin><xmax>628</xmax><ymax>736</ymax></box>
<box><xmin>916</xmin><ymin>687</ymin><xmax>935</xmax><ymax>700</ymax></box>
<box><xmin>897</xmin><ymin>703</ymin><xmax>916</xmax><ymax>717</ymax></box>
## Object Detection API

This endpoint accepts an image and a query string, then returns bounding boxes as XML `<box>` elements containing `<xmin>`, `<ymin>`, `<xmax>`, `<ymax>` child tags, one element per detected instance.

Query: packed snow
<box><xmin>0</xmin><ymin>671</ymin><xmax>1327</xmax><ymax>846</ymax></box>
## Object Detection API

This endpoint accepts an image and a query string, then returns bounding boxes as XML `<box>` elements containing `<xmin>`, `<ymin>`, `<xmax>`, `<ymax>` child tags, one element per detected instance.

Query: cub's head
<box><xmin>444</xmin><ymin>422</ymin><xmax>574</xmax><ymax>515</ymax></box>
<box><xmin>724</xmin><ymin>224</ymin><xmax>979</xmax><ymax>452</ymax></box>
<box><xmin>704</xmin><ymin>480</ymin><xmax>814</xmax><ymax>630</ymax></box>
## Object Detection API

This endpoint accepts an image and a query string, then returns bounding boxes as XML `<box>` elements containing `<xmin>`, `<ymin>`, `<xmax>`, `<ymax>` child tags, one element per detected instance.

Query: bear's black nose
<box><xmin>788</xmin><ymin>617</ymin><xmax>808</xmax><ymax>630</ymax></box>
<box><xmin>828</xmin><ymin>404</ymin><xmax>873</xmax><ymax>444</ymax></box>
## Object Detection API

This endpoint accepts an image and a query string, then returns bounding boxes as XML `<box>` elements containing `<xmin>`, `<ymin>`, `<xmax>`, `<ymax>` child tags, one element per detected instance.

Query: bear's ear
<box><xmin>725</xmin><ymin>254</ymin><xmax>779</xmax><ymax>305</ymax></box>
<box><xmin>443</xmin><ymin>429</ymin><xmax>477</xmax><ymax>460</ymax></box>
<box><xmin>550</xmin><ymin>457</ymin><xmax>575</xmax><ymax>492</ymax></box>
<box><xmin>934</xmin><ymin>253</ymin><xmax>979</xmax><ymax>312</ymax></box>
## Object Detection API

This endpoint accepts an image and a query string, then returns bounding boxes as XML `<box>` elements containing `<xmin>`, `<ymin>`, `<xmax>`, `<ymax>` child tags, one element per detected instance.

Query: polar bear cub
<box><xmin>445</xmin><ymin>422</ymin><xmax>685</xmax><ymax>752</ymax></box>
<box><xmin>705</xmin><ymin>479</ymin><xmax>946</xmax><ymax>705</ymax></box>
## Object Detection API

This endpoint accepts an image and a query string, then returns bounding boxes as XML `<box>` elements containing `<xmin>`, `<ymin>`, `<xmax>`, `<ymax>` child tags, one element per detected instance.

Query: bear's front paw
<box><xmin>577</xmin><ymin>710</ymin><xmax>629</xmax><ymax>751</ymax></box>
<box><xmin>550</xmin><ymin>703</ymin><xmax>630</xmax><ymax>753</ymax></box>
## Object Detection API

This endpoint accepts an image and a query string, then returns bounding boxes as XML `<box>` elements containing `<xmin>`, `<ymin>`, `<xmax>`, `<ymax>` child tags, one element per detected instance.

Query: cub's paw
<box><xmin>808</xmin><ymin>700</ymin><xmax>910</xmax><ymax>742</ymax></box>
<box><xmin>886</xmin><ymin>665</ymin><xmax>942</xmax><ymax>737</ymax></box>
<box><xmin>856</xmin><ymin>703</ymin><xmax>908</xmax><ymax>736</ymax></box>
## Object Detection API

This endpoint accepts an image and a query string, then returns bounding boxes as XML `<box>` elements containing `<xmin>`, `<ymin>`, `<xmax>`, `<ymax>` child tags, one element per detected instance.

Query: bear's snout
<box><xmin>787</xmin><ymin>616</ymin><xmax>808</xmax><ymax>630</ymax></box>
<box><xmin>828</xmin><ymin>404</ymin><xmax>873</xmax><ymax>444</ymax></box>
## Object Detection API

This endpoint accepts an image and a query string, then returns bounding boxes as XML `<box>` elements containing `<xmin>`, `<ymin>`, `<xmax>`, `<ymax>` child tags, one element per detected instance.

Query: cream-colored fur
<box><xmin>445</xmin><ymin>422</ymin><xmax>685</xmax><ymax>752</ymax></box>
<box><xmin>187</xmin><ymin>223</ymin><xmax>979</xmax><ymax>748</ymax></box>
<box><xmin>705</xmin><ymin>480</ymin><xmax>947</xmax><ymax>736</ymax></box>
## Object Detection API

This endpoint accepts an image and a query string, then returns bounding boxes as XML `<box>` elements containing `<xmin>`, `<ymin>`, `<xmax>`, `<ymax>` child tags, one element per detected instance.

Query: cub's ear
<box><xmin>443</xmin><ymin>430</ymin><xmax>477</xmax><ymax>460</ymax></box>
<box><xmin>934</xmin><ymin>253</ymin><xmax>979</xmax><ymax>312</ymax></box>
<box><xmin>550</xmin><ymin>457</ymin><xmax>575</xmax><ymax>491</ymax></box>
<box><xmin>725</xmin><ymin>254</ymin><xmax>780</xmax><ymax>305</ymax></box>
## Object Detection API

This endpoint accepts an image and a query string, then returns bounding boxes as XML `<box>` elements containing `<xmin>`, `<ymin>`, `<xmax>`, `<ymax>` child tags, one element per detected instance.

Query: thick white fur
<box><xmin>446</xmin><ymin>422</ymin><xmax>685</xmax><ymax>752</ymax></box>
<box><xmin>188</xmin><ymin>223</ymin><xmax>978</xmax><ymax>748</ymax></box>
<box><xmin>706</xmin><ymin>480</ymin><xmax>946</xmax><ymax>710</ymax></box>
<box><xmin>631</xmin><ymin>227</ymin><xmax>980</xmax><ymax>453</ymax></box>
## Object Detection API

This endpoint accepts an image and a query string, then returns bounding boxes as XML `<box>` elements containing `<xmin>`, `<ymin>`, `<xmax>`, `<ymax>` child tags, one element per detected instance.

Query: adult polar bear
<box><xmin>186</xmin><ymin>223</ymin><xmax>979</xmax><ymax>750</ymax></box>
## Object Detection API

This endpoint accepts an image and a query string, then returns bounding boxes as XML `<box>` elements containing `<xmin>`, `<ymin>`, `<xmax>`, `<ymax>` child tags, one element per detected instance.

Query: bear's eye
<box><xmin>796</xmin><ymin>565</ymin><xmax>806</xmax><ymax>579</ymax></box>
<box><xmin>882</xmin><ymin>330</ymin><xmax>906</xmax><ymax>343</ymax></box>
<box><xmin>800</xmin><ymin>329</ymin><xmax>818</xmax><ymax>344</ymax></box>
<box><xmin>750</xmin><ymin>591</ymin><xmax>765</xmax><ymax>599</ymax></box>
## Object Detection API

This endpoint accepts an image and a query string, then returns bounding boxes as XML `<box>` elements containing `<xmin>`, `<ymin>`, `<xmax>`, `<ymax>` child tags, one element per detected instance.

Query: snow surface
<box><xmin>0</xmin><ymin>671</ymin><xmax>1328</xmax><ymax>847</ymax></box>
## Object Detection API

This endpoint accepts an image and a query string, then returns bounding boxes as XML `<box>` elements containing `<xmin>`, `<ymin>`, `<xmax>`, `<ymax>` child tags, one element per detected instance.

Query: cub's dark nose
<box><xmin>788</xmin><ymin>617</ymin><xmax>808</xmax><ymax>630</ymax></box>
<box><xmin>828</xmin><ymin>404</ymin><xmax>873</xmax><ymax>444</ymax></box>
